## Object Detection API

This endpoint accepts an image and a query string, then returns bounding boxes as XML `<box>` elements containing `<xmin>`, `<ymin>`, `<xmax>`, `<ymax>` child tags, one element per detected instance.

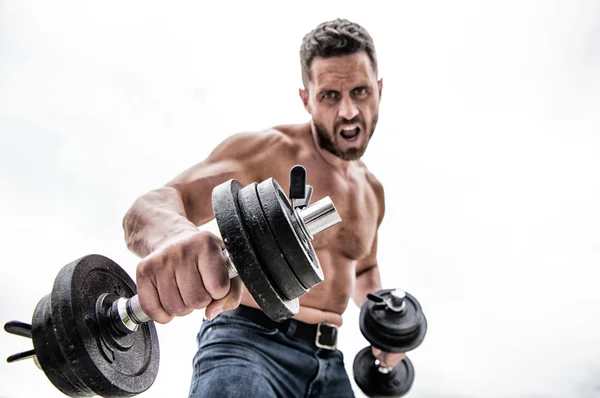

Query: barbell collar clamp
<box><xmin>367</xmin><ymin>289</ymin><xmax>407</xmax><ymax>313</ymax></box>
<box><xmin>292</xmin><ymin>185</ymin><xmax>313</xmax><ymax>210</ymax></box>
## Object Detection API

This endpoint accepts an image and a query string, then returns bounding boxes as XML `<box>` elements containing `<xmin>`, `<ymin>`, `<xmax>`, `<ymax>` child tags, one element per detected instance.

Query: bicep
<box><xmin>355</xmin><ymin>230</ymin><xmax>379</xmax><ymax>272</ymax></box>
<box><xmin>355</xmin><ymin>175</ymin><xmax>386</xmax><ymax>276</ymax></box>
<box><xmin>353</xmin><ymin>241</ymin><xmax>382</xmax><ymax>307</ymax></box>
<box><xmin>353</xmin><ymin>176</ymin><xmax>386</xmax><ymax>303</ymax></box>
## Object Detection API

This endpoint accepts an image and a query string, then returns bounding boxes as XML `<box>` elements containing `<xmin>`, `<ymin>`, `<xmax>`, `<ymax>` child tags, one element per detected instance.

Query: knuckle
<box><xmin>136</xmin><ymin>259</ymin><xmax>154</xmax><ymax>280</ymax></box>
<box><xmin>189</xmin><ymin>230</ymin><xmax>214</xmax><ymax>247</ymax></box>
<box><xmin>183</xmin><ymin>290</ymin><xmax>212</xmax><ymax>309</ymax></box>
<box><xmin>180</xmin><ymin>231</ymin><xmax>217</xmax><ymax>263</ymax></box>
<box><xmin>160</xmin><ymin>244</ymin><xmax>183</xmax><ymax>266</ymax></box>
<box><xmin>198</xmin><ymin>231</ymin><xmax>224</xmax><ymax>253</ymax></box>
<box><xmin>162</xmin><ymin>300</ymin><xmax>188</xmax><ymax>317</ymax></box>
<box><xmin>203</xmin><ymin>273</ymin><xmax>230</xmax><ymax>300</ymax></box>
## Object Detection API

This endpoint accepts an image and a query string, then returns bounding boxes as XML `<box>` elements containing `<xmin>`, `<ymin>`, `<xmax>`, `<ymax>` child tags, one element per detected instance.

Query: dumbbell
<box><xmin>4</xmin><ymin>165</ymin><xmax>342</xmax><ymax>398</ymax></box>
<box><xmin>353</xmin><ymin>289</ymin><xmax>427</xmax><ymax>397</ymax></box>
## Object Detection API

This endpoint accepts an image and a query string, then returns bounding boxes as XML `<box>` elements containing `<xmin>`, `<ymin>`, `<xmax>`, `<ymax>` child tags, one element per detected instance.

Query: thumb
<box><xmin>205</xmin><ymin>276</ymin><xmax>243</xmax><ymax>320</ymax></box>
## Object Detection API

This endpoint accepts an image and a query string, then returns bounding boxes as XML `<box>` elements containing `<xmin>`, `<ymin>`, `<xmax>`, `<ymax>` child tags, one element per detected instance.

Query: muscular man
<box><xmin>123</xmin><ymin>18</ymin><xmax>404</xmax><ymax>397</ymax></box>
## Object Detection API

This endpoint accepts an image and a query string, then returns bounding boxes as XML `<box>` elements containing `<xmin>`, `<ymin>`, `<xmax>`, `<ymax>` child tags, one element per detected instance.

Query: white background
<box><xmin>1</xmin><ymin>1</ymin><xmax>599</xmax><ymax>397</ymax></box>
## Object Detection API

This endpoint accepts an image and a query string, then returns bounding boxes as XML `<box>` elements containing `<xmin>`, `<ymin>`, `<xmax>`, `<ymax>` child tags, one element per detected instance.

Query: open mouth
<box><xmin>339</xmin><ymin>126</ymin><xmax>361</xmax><ymax>141</ymax></box>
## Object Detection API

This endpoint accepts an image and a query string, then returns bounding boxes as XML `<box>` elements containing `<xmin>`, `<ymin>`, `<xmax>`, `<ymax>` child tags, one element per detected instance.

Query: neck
<box><xmin>308</xmin><ymin>122</ymin><xmax>354</xmax><ymax>176</ymax></box>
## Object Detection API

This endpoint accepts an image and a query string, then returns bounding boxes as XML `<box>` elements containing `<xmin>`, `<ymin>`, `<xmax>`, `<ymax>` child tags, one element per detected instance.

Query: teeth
<box><xmin>340</xmin><ymin>125</ymin><xmax>360</xmax><ymax>140</ymax></box>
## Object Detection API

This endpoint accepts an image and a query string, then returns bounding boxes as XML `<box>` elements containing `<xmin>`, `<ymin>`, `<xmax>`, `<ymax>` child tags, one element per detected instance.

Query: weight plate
<box><xmin>359</xmin><ymin>290</ymin><xmax>427</xmax><ymax>353</ymax></box>
<box><xmin>238</xmin><ymin>183</ymin><xmax>307</xmax><ymax>301</ymax></box>
<box><xmin>32</xmin><ymin>294</ymin><xmax>89</xmax><ymax>396</ymax></box>
<box><xmin>353</xmin><ymin>346</ymin><xmax>415</xmax><ymax>398</ymax></box>
<box><xmin>212</xmin><ymin>179</ymin><xmax>299</xmax><ymax>322</ymax></box>
<box><xmin>256</xmin><ymin>178</ymin><xmax>324</xmax><ymax>290</ymax></box>
<box><xmin>32</xmin><ymin>254</ymin><xmax>159</xmax><ymax>397</ymax></box>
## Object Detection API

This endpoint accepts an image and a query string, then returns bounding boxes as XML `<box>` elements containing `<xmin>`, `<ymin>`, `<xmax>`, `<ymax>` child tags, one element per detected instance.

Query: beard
<box><xmin>314</xmin><ymin>116</ymin><xmax>378</xmax><ymax>161</ymax></box>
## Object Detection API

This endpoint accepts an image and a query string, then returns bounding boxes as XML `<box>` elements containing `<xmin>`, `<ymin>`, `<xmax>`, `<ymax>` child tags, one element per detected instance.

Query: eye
<box><xmin>353</xmin><ymin>87</ymin><xmax>368</xmax><ymax>97</ymax></box>
<box><xmin>321</xmin><ymin>91</ymin><xmax>340</xmax><ymax>101</ymax></box>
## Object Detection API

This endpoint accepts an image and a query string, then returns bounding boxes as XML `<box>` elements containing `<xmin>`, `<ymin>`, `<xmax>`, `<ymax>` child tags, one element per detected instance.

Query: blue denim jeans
<box><xmin>188</xmin><ymin>312</ymin><xmax>355</xmax><ymax>397</ymax></box>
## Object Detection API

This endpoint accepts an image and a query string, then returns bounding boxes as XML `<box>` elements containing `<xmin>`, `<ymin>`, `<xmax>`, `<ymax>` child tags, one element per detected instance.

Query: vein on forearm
<box><xmin>123</xmin><ymin>186</ymin><xmax>198</xmax><ymax>258</ymax></box>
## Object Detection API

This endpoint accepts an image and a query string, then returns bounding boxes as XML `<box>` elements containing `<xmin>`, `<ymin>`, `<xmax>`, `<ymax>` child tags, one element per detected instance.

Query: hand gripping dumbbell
<box><xmin>353</xmin><ymin>289</ymin><xmax>428</xmax><ymax>397</ymax></box>
<box><xmin>4</xmin><ymin>165</ymin><xmax>342</xmax><ymax>398</ymax></box>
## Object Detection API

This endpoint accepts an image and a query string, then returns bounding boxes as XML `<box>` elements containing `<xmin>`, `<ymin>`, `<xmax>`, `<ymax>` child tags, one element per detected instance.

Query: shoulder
<box><xmin>209</xmin><ymin>124</ymin><xmax>309</xmax><ymax>160</ymax></box>
<box><xmin>356</xmin><ymin>161</ymin><xmax>384</xmax><ymax>197</ymax></box>
<box><xmin>207</xmin><ymin>129</ymin><xmax>289</xmax><ymax>158</ymax></box>
<box><xmin>202</xmin><ymin>123</ymin><xmax>310</xmax><ymax>182</ymax></box>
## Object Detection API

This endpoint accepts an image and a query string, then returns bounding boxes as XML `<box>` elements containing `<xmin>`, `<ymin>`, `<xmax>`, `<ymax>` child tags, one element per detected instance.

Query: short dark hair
<box><xmin>300</xmin><ymin>18</ymin><xmax>378</xmax><ymax>87</ymax></box>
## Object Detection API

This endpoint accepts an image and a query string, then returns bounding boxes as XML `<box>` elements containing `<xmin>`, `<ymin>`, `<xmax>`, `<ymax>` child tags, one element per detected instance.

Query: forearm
<box><xmin>352</xmin><ymin>264</ymin><xmax>382</xmax><ymax>308</ymax></box>
<box><xmin>123</xmin><ymin>186</ymin><xmax>200</xmax><ymax>258</ymax></box>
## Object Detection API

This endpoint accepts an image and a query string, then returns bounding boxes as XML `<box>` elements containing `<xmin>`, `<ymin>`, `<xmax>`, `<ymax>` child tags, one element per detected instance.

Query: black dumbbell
<box><xmin>353</xmin><ymin>289</ymin><xmax>427</xmax><ymax>397</ymax></box>
<box><xmin>4</xmin><ymin>165</ymin><xmax>342</xmax><ymax>398</ymax></box>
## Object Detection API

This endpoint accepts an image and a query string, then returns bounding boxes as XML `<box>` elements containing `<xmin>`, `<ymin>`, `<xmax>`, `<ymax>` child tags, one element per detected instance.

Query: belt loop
<box><xmin>284</xmin><ymin>319</ymin><xmax>297</xmax><ymax>338</ymax></box>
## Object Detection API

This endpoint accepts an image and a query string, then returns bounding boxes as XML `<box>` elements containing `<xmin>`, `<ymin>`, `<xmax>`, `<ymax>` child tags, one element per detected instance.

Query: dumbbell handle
<box><xmin>113</xmin><ymin>196</ymin><xmax>340</xmax><ymax>333</ymax></box>
<box><xmin>116</xmin><ymin>248</ymin><xmax>238</xmax><ymax>329</ymax></box>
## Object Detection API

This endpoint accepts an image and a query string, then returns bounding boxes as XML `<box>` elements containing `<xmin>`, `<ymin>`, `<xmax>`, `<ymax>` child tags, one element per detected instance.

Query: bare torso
<box><xmin>238</xmin><ymin>123</ymin><xmax>382</xmax><ymax>326</ymax></box>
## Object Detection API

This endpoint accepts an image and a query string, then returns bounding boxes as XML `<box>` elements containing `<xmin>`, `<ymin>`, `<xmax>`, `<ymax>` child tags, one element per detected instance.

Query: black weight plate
<box><xmin>353</xmin><ymin>346</ymin><xmax>415</xmax><ymax>398</ymax></box>
<box><xmin>238</xmin><ymin>183</ymin><xmax>307</xmax><ymax>301</ymax></box>
<box><xmin>32</xmin><ymin>254</ymin><xmax>159</xmax><ymax>397</ymax></box>
<box><xmin>32</xmin><ymin>294</ymin><xmax>89</xmax><ymax>396</ymax></box>
<box><xmin>212</xmin><ymin>179</ymin><xmax>299</xmax><ymax>322</ymax></box>
<box><xmin>359</xmin><ymin>290</ymin><xmax>427</xmax><ymax>353</ymax></box>
<box><xmin>256</xmin><ymin>178</ymin><xmax>324</xmax><ymax>290</ymax></box>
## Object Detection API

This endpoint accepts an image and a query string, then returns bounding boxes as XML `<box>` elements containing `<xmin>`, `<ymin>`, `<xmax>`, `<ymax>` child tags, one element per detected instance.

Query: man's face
<box><xmin>300</xmin><ymin>51</ymin><xmax>383</xmax><ymax>161</ymax></box>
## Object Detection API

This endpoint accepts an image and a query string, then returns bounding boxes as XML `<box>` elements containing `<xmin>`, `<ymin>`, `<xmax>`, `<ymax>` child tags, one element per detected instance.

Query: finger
<box><xmin>136</xmin><ymin>259</ymin><xmax>174</xmax><ymax>324</ymax></box>
<box><xmin>196</xmin><ymin>234</ymin><xmax>231</xmax><ymax>300</ymax></box>
<box><xmin>205</xmin><ymin>276</ymin><xmax>243</xmax><ymax>320</ymax></box>
<box><xmin>210</xmin><ymin>231</ymin><xmax>226</xmax><ymax>250</ymax></box>
<box><xmin>371</xmin><ymin>347</ymin><xmax>406</xmax><ymax>367</ymax></box>
<box><xmin>378</xmin><ymin>351</ymin><xmax>406</xmax><ymax>368</ymax></box>
<box><xmin>156</xmin><ymin>268</ymin><xmax>190</xmax><ymax>317</ymax></box>
<box><xmin>137</xmin><ymin>278</ymin><xmax>173</xmax><ymax>324</ymax></box>
<box><xmin>176</xmin><ymin>255</ymin><xmax>212</xmax><ymax>310</ymax></box>
<box><xmin>371</xmin><ymin>347</ymin><xmax>382</xmax><ymax>358</ymax></box>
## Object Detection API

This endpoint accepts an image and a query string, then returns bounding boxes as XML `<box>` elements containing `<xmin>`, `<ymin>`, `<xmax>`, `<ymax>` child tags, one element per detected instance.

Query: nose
<box><xmin>338</xmin><ymin>97</ymin><xmax>359</xmax><ymax>120</ymax></box>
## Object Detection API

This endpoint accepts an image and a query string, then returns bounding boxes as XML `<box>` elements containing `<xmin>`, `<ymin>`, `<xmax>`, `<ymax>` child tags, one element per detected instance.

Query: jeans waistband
<box><xmin>225</xmin><ymin>305</ymin><xmax>339</xmax><ymax>350</ymax></box>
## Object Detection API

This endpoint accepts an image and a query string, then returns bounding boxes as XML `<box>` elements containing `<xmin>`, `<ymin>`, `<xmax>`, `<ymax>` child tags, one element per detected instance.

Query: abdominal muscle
<box><xmin>238</xmin><ymin>249</ymin><xmax>354</xmax><ymax>327</ymax></box>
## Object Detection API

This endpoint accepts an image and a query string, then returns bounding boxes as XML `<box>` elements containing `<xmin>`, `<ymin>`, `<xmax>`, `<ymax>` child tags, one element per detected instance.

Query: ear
<box><xmin>299</xmin><ymin>88</ymin><xmax>311</xmax><ymax>113</ymax></box>
<box><xmin>377</xmin><ymin>78</ymin><xmax>383</xmax><ymax>98</ymax></box>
